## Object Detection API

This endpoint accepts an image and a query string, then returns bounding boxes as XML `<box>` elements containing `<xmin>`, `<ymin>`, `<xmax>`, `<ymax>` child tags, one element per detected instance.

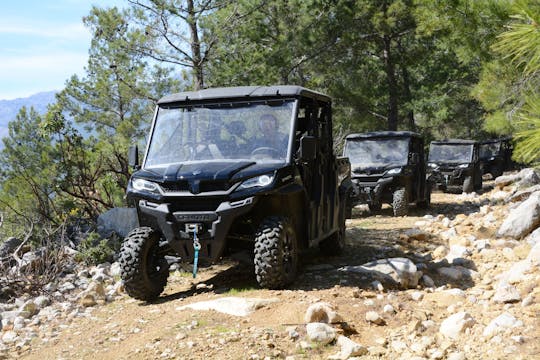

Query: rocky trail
<box><xmin>1</xmin><ymin>169</ymin><xmax>540</xmax><ymax>360</ymax></box>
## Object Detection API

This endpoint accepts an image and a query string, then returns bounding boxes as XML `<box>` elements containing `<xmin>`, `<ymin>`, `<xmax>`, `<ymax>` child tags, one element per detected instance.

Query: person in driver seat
<box><xmin>251</xmin><ymin>114</ymin><xmax>288</xmax><ymax>156</ymax></box>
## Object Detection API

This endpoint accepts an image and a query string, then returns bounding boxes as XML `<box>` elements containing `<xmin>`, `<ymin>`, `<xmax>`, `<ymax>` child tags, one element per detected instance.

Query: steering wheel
<box><xmin>179</xmin><ymin>142</ymin><xmax>208</xmax><ymax>160</ymax></box>
<box><xmin>251</xmin><ymin>147</ymin><xmax>280</xmax><ymax>159</ymax></box>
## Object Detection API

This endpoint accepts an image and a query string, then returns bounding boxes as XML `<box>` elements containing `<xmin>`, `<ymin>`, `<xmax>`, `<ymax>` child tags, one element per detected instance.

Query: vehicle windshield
<box><xmin>429</xmin><ymin>144</ymin><xmax>473</xmax><ymax>163</ymax></box>
<box><xmin>480</xmin><ymin>142</ymin><xmax>500</xmax><ymax>159</ymax></box>
<box><xmin>144</xmin><ymin>100</ymin><xmax>295</xmax><ymax>169</ymax></box>
<box><xmin>344</xmin><ymin>138</ymin><xmax>410</xmax><ymax>169</ymax></box>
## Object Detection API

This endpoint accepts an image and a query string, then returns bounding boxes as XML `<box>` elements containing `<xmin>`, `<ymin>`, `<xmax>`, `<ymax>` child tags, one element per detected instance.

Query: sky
<box><xmin>0</xmin><ymin>0</ymin><xmax>125</xmax><ymax>100</ymax></box>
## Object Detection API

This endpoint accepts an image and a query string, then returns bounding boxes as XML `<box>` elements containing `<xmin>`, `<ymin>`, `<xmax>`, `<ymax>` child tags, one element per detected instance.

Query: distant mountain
<box><xmin>0</xmin><ymin>91</ymin><xmax>57</xmax><ymax>139</ymax></box>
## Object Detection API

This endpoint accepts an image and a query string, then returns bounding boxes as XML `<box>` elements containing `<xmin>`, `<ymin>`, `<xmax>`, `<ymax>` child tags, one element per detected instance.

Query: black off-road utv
<box><xmin>479</xmin><ymin>137</ymin><xmax>513</xmax><ymax>179</ymax></box>
<box><xmin>343</xmin><ymin>131</ymin><xmax>430</xmax><ymax>217</ymax></box>
<box><xmin>427</xmin><ymin>139</ymin><xmax>482</xmax><ymax>193</ymax></box>
<box><xmin>119</xmin><ymin>85</ymin><xmax>352</xmax><ymax>300</ymax></box>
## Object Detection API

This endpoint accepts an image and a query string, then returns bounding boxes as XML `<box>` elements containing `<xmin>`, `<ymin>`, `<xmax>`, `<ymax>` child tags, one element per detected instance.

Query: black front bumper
<box><xmin>428</xmin><ymin>169</ymin><xmax>470</xmax><ymax>188</ymax></box>
<box><xmin>137</xmin><ymin>197</ymin><xmax>256</xmax><ymax>262</ymax></box>
<box><xmin>351</xmin><ymin>177</ymin><xmax>393</xmax><ymax>206</ymax></box>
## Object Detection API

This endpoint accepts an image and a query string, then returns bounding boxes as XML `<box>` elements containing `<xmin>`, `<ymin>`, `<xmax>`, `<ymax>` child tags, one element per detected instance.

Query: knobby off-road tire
<box><xmin>119</xmin><ymin>227</ymin><xmax>169</xmax><ymax>301</ymax></box>
<box><xmin>368</xmin><ymin>202</ymin><xmax>382</xmax><ymax>212</ymax></box>
<box><xmin>392</xmin><ymin>188</ymin><xmax>409</xmax><ymax>217</ymax></box>
<box><xmin>254</xmin><ymin>216</ymin><xmax>298</xmax><ymax>289</ymax></box>
<box><xmin>463</xmin><ymin>176</ymin><xmax>474</xmax><ymax>193</ymax></box>
<box><xmin>319</xmin><ymin>209</ymin><xmax>346</xmax><ymax>256</ymax></box>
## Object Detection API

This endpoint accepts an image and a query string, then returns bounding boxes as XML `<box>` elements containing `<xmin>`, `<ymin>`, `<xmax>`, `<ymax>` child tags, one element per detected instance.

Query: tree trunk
<box><xmin>383</xmin><ymin>35</ymin><xmax>399</xmax><ymax>131</ymax></box>
<box><xmin>402</xmin><ymin>65</ymin><xmax>415</xmax><ymax>131</ymax></box>
<box><xmin>187</xmin><ymin>0</ymin><xmax>204</xmax><ymax>90</ymax></box>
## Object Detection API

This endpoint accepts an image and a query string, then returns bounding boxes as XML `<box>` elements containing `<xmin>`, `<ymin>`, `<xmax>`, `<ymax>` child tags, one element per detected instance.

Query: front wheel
<box><xmin>463</xmin><ymin>176</ymin><xmax>474</xmax><ymax>193</ymax></box>
<box><xmin>254</xmin><ymin>217</ymin><xmax>298</xmax><ymax>289</ymax></box>
<box><xmin>119</xmin><ymin>227</ymin><xmax>169</xmax><ymax>301</ymax></box>
<box><xmin>392</xmin><ymin>188</ymin><xmax>409</xmax><ymax>217</ymax></box>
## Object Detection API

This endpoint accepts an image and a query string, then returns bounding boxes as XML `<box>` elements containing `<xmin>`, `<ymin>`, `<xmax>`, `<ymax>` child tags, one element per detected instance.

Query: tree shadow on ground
<box><xmin>150</xmin><ymin>221</ymin><xmax>477</xmax><ymax>305</ymax></box>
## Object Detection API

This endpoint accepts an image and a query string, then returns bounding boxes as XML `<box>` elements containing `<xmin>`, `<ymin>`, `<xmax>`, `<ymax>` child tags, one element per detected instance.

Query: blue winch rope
<box><xmin>192</xmin><ymin>229</ymin><xmax>201</xmax><ymax>278</ymax></box>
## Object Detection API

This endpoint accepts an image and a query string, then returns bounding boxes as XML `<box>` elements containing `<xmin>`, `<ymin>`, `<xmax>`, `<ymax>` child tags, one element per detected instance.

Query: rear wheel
<box><xmin>119</xmin><ymin>227</ymin><xmax>169</xmax><ymax>301</ymax></box>
<box><xmin>392</xmin><ymin>188</ymin><xmax>409</xmax><ymax>216</ymax></box>
<box><xmin>368</xmin><ymin>202</ymin><xmax>382</xmax><ymax>212</ymax></box>
<box><xmin>463</xmin><ymin>176</ymin><xmax>474</xmax><ymax>193</ymax></box>
<box><xmin>254</xmin><ymin>217</ymin><xmax>298</xmax><ymax>289</ymax></box>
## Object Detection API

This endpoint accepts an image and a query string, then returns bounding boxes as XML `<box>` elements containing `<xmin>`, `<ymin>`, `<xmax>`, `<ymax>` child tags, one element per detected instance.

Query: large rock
<box><xmin>507</xmin><ymin>184</ymin><xmax>540</xmax><ymax>203</ymax></box>
<box><xmin>339</xmin><ymin>257</ymin><xmax>422</xmax><ymax>289</ymax></box>
<box><xmin>515</xmin><ymin>168</ymin><xmax>540</xmax><ymax>188</ymax></box>
<box><xmin>0</xmin><ymin>237</ymin><xmax>22</xmax><ymax>258</ymax></box>
<box><xmin>176</xmin><ymin>297</ymin><xmax>279</xmax><ymax>317</ymax></box>
<box><xmin>97</xmin><ymin>207</ymin><xmax>139</xmax><ymax>238</ymax></box>
<box><xmin>497</xmin><ymin>191</ymin><xmax>540</xmax><ymax>239</ymax></box>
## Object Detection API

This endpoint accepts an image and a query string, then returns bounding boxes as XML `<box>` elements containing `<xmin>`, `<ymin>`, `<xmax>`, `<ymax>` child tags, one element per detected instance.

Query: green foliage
<box><xmin>474</xmin><ymin>0</ymin><xmax>540</xmax><ymax>163</ymax></box>
<box><xmin>74</xmin><ymin>232</ymin><xmax>118</xmax><ymax>265</ymax></box>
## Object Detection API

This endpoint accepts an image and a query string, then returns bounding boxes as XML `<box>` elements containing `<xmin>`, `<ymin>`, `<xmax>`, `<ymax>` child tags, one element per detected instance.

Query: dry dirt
<box><xmin>14</xmin><ymin>188</ymin><xmax>540</xmax><ymax>360</ymax></box>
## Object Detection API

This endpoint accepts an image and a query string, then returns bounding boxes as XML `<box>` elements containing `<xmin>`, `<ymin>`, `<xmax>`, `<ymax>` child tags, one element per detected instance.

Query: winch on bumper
<box><xmin>137</xmin><ymin>196</ymin><xmax>256</xmax><ymax>262</ymax></box>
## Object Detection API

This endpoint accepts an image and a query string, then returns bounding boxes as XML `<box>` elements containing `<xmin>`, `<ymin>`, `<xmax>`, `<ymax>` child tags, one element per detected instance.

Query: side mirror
<box><xmin>128</xmin><ymin>145</ymin><xmax>140</xmax><ymax>169</ymax></box>
<box><xmin>299</xmin><ymin>136</ymin><xmax>317</xmax><ymax>161</ymax></box>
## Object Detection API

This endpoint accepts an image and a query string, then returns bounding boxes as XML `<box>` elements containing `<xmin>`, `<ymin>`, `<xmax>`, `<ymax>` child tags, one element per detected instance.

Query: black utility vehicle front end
<box><xmin>427</xmin><ymin>139</ymin><xmax>482</xmax><ymax>193</ymax></box>
<box><xmin>119</xmin><ymin>86</ymin><xmax>352</xmax><ymax>301</ymax></box>
<box><xmin>344</xmin><ymin>131</ymin><xmax>430</xmax><ymax>216</ymax></box>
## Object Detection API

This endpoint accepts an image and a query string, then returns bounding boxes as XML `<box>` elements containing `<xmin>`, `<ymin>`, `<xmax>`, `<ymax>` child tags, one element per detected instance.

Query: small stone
<box><xmin>286</xmin><ymin>326</ymin><xmax>299</xmax><ymax>340</ymax></box>
<box><xmin>521</xmin><ymin>295</ymin><xmax>534</xmax><ymax>307</ymax></box>
<box><xmin>493</xmin><ymin>284</ymin><xmax>521</xmax><ymax>304</ymax></box>
<box><xmin>365</xmin><ymin>311</ymin><xmax>384</xmax><ymax>325</ymax></box>
<box><xmin>80</xmin><ymin>294</ymin><xmax>97</xmax><ymax>307</ymax></box>
<box><xmin>447</xmin><ymin>352</ymin><xmax>466</xmax><ymax>360</ymax></box>
<box><xmin>439</xmin><ymin>312</ymin><xmax>475</xmax><ymax>340</ymax></box>
<box><xmin>372</xmin><ymin>280</ymin><xmax>384</xmax><ymax>291</ymax></box>
<box><xmin>483</xmin><ymin>312</ymin><xmax>523</xmax><ymax>338</ymax></box>
<box><xmin>328</xmin><ymin>335</ymin><xmax>368</xmax><ymax>359</ymax></box>
<box><xmin>422</xmin><ymin>275</ymin><xmax>435</xmax><ymax>288</ymax></box>
<box><xmin>304</xmin><ymin>302</ymin><xmax>342</xmax><ymax>324</ymax></box>
<box><xmin>383</xmin><ymin>304</ymin><xmax>395</xmax><ymax>314</ymax></box>
<box><xmin>305</xmin><ymin>322</ymin><xmax>336</xmax><ymax>344</ymax></box>
<box><xmin>410</xmin><ymin>291</ymin><xmax>424</xmax><ymax>301</ymax></box>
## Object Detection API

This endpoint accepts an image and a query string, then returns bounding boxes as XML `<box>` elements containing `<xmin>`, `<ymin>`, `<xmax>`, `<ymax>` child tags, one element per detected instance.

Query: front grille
<box><xmin>170</xmin><ymin>197</ymin><xmax>226</xmax><ymax>212</ymax></box>
<box><xmin>199</xmin><ymin>181</ymin><xmax>230</xmax><ymax>192</ymax></box>
<box><xmin>160</xmin><ymin>181</ymin><xmax>189</xmax><ymax>192</ymax></box>
<box><xmin>353</xmin><ymin>175</ymin><xmax>382</xmax><ymax>183</ymax></box>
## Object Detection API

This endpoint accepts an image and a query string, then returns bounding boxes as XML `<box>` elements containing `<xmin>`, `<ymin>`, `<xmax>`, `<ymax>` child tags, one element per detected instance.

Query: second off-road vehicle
<box><xmin>428</xmin><ymin>139</ymin><xmax>482</xmax><ymax>193</ymax></box>
<box><xmin>479</xmin><ymin>137</ymin><xmax>513</xmax><ymax>179</ymax></box>
<box><xmin>119</xmin><ymin>85</ymin><xmax>352</xmax><ymax>301</ymax></box>
<box><xmin>343</xmin><ymin>131</ymin><xmax>430</xmax><ymax>217</ymax></box>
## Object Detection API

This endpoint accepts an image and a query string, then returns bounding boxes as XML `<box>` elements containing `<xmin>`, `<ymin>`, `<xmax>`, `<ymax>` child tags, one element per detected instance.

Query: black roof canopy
<box><xmin>158</xmin><ymin>85</ymin><xmax>331</xmax><ymax>105</ymax></box>
<box><xmin>430</xmin><ymin>139</ymin><xmax>478</xmax><ymax>145</ymax></box>
<box><xmin>345</xmin><ymin>131</ymin><xmax>422</xmax><ymax>140</ymax></box>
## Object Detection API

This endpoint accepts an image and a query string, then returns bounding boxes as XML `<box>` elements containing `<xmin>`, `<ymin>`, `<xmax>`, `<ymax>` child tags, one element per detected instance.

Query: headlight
<box><xmin>386</xmin><ymin>167</ymin><xmax>402</xmax><ymax>176</ymax></box>
<box><xmin>458</xmin><ymin>163</ymin><xmax>469</xmax><ymax>168</ymax></box>
<box><xmin>132</xmin><ymin>178</ymin><xmax>160</xmax><ymax>193</ymax></box>
<box><xmin>237</xmin><ymin>174</ymin><xmax>275</xmax><ymax>190</ymax></box>
<box><xmin>428</xmin><ymin>163</ymin><xmax>438</xmax><ymax>169</ymax></box>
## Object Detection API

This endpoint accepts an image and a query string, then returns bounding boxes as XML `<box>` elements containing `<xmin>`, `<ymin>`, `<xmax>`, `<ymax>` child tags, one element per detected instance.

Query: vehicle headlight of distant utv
<box><xmin>458</xmin><ymin>163</ymin><xmax>469</xmax><ymax>168</ymax></box>
<box><xmin>428</xmin><ymin>163</ymin><xmax>438</xmax><ymax>169</ymax></box>
<box><xmin>132</xmin><ymin>178</ymin><xmax>160</xmax><ymax>193</ymax></box>
<box><xmin>385</xmin><ymin>167</ymin><xmax>402</xmax><ymax>176</ymax></box>
<box><xmin>238</xmin><ymin>174</ymin><xmax>275</xmax><ymax>190</ymax></box>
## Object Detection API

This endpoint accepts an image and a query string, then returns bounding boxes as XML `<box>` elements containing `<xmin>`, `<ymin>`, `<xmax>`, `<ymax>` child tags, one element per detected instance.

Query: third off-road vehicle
<box><xmin>343</xmin><ymin>131</ymin><xmax>430</xmax><ymax>217</ymax></box>
<box><xmin>119</xmin><ymin>85</ymin><xmax>352</xmax><ymax>301</ymax></box>
<box><xmin>479</xmin><ymin>137</ymin><xmax>513</xmax><ymax>179</ymax></box>
<box><xmin>428</xmin><ymin>139</ymin><xmax>482</xmax><ymax>193</ymax></box>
